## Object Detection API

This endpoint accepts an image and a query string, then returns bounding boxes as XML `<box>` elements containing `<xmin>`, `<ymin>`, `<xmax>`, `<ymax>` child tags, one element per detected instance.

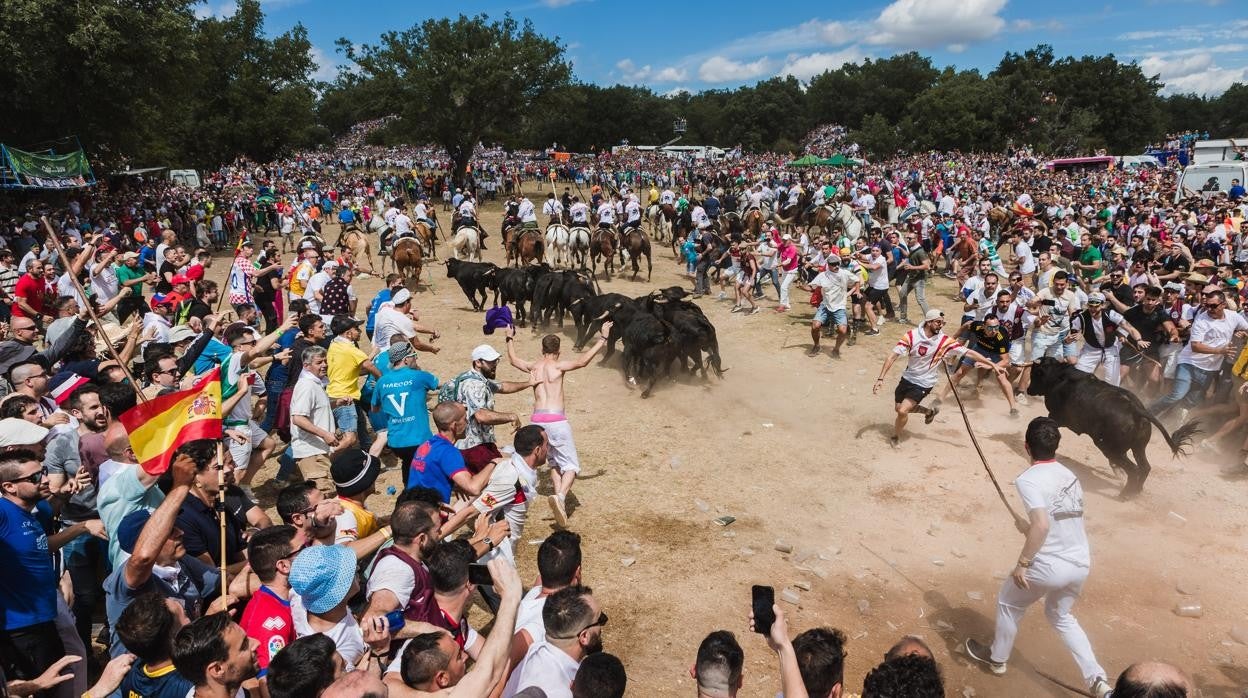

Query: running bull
<box><xmin>1026</xmin><ymin>357</ymin><xmax>1200</xmax><ymax>497</ymax></box>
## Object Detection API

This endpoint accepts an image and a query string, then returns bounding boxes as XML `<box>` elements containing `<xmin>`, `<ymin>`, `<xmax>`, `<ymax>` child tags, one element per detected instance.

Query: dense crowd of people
<box><xmin>0</xmin><ymin>114</ymin><xmax>1234</xmax><ymax>696</ymax></box>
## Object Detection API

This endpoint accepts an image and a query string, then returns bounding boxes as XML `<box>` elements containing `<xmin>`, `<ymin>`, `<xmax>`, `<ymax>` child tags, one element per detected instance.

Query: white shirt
<box><xmin>291</xmin><ymin>594</ymin><xmax>366</xmax><ymax>671</ymax></box>
<box><xmin>967</xmin><ymin>286</ymin><xmax>1000</xmax><ymax>321</ymax></box>
<box><xmin>893</xmin><ymin>327</ymin><xmax>967</xmax><ymax>388</ymax></box>
<box><xmin>413</xmin><ymin>202</ymin><xmax>429</xmax><ymax>221</ymax></box>
<box><xmin>290</xmin><ymin>371</ymin><xmax>334</xmax><ymax>458</ymax></box>
<box><xmin>864</xmin><ymin>255</ymin><xmax>889</xmax><ymax>290</ymax></box>
<box><xmin>502</xmin><ymin>641</ymin><xmax>579</xmax><ymax>698</ymax></box>
<box><xmin>1178</xmin><ymin>310</ymin><xmax>1248</xmax><ymax>371</ymax></box>
<box><xmin>569</xmin><ymin>203</ymin><xmax>589</xmax><ymax>223</ymax></box>
<box><xmin>659</xmin><ymin>190</ymin><xmax>675</xmax><ymax>205</ymax></box>
<box><xmin>1075</xmin><ymin>309</ymin><xmax>1125</xmax><ymax>349</ymax></box>
<box><xmin>542</xmin><ymin>199</ymin><xmax>562</xmax><ymax>218</ymax></box>
<box><xmin>624</xmin><ymin>200</ymin><xmax>641</xmax><ymax>223</ymax></box>
<box><xmin>367</xmin><ymin>553</ymin><xmax>424</xmax><ymax>610</ymax></box>
<box><xmin>515</xmin><ymin>587</ymin><xmax>548</xmax><ymax>646</ymax></box>
<box><xmin>394</xmin><ymin>213</ymin><xmax>412</xmax><ymax>235</ymax></box>
<box><xmin>1014</xmin><ymin>240</ymin><xmax>1036</xmax><ymax>274</ymax></box>
<box><xmin>810</xmin><ymin>268</ymin><xmax>857</xmax><ymax>311</ymax></box>
<box><xmin>304</xmin><ymin>271</ymin><xmax>332</xmax><ymax>313</ymax></box>
<box><xmin>458</xmin><ymin>200</ymin><xmax>476</xmax><ymax>218</ymax></box>
<box><xmin>1016</xmin><ymin>460</ymin><xmax>1090</xmax><ymax>568</ymax></box>
<box><xmin>472</xmin><ymin>452</ymin><xmax>539</xmax><ymax>561</ymax></box>
<box><xmin>596</xmin><ymin>203</ymin><xmax>615</xmax><ymax>224</ymax></box>
<box><xmin>372</xmin><ymin>305</ymin><xmax>416</xmax><ymax>352</ymax></box>
<box><xmin>1035</xmin><ymin>287</ymin><xmax>1080</xmax><ymax>335</ymax></box>
<box><xmin>518</xmin><ymin>199</ymin><xmax>537</xmax><ymax>223</ymax></box>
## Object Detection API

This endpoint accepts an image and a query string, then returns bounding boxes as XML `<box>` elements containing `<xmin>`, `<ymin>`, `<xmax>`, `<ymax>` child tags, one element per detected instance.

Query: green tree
<box><xmin>343</xmin><ymin>13</ymin><xmax>570</xmax><ymax>184</ymax></box>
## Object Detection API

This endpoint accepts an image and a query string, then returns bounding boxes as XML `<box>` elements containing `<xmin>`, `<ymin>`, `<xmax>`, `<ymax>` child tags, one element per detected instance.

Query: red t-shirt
<box><xmin>239</xmin><ymin>586</ymin><xmax>293</xmax><ymax>677</ymax></box>
<box><xmin>12</xmin><ymin>274</ymin><xmax>45</xmax><ymax>318</ymax></box>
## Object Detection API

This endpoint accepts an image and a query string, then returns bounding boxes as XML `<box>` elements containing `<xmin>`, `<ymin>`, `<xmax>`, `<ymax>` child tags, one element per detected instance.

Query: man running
<box><xmin>503</xmin><ymin>322</ymin><xmax>613</xmax><ymax>526</ymax></box>
<box><xmin>873</xmin><ymin>309</ymin><xmax>1006</xmax><ymax>447</ymax></box>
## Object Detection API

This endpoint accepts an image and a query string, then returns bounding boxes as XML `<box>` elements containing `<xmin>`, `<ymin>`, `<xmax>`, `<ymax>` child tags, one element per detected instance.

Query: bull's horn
<box><xmin>595</xmin><ymin>311</ymin><xmax>610</xmax><ymax>321</ymax></box>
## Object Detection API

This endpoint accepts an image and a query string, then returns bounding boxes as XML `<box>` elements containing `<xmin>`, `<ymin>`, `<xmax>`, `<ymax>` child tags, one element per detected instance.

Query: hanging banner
<box><xmin>2</xmin><ymin>145</ymin><xmax>95</xmax><ymax>189</ymax></box>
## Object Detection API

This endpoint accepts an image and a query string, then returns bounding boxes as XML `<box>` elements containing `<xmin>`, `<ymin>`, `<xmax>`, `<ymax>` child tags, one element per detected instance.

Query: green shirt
<box><xmin>1079</xmin><ymin>246</ymin><xmax>1102</xmax><ymax>281</ymax></box>
<box><xmin>116</xmin><ymin>263</ymin><xmax>145</xmax><ymax>297</ymax></box>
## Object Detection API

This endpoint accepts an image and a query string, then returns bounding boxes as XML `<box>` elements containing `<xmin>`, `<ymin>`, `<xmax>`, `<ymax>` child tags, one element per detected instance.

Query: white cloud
<box><xmin>778</xmin><ymin>48</ymin><xmax>867</xmax><ymax>80</ymax></box>
<box><xmin>653</xmin><ymin>66</ymin><xmax>688</xmax><ymax>81</ymax></box>
<box><xmin>1139</xmin><ymin>51</ymin><xmax>1248</xmax><ymax>95</ymax></box>
<box><xmin>698</xmin><ymin>55</ymin><xmax>773</xmax><ymax>82</ymax></box>
<box><xmin>1118</xmin><ymin>19</ymin><xmax>1248</xmax><ymax>42</ymax></box>
<box><xmin>616</xmin><ymin>59</ymin><xmax>685</xmax><ymax>83</ymax></box>
<box><xmin>540</xmin><ymin>0</ymin><xmax>582</xmax><ymax>6</ymax></box>
<box><xmin>309</xmin><ymin>45</ymin><xmax>339</xmax><ymax>82</ymax></box>
<box><xmin>662</xmin><ymin>86</ymin><xmax>692</xmax><ymax>97</ymax></box>
<box><xmin>194</xmin><ymin>1</ymin><xmax>235</xmax><ymax>19</ymax></box>
<box><xmin>1010</xmin><ymin>18</ymin><xmax>1065</xmax><ymax>32</ymax></box>
<box><xmin>867</xmin><ymin>0</ymin><xmax>1007</xmax><ymax>49</ymax></box>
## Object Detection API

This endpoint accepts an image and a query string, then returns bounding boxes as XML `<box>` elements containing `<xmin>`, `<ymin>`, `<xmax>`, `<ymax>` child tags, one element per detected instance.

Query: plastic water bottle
<box><xmin>1173</xmin><ymin>602</ymin><xmax>1203</xmax><ymax>618</ymax></box>
<box><xmin>386</xmin><ymin>485</ymin><xmax>397</xmax><ymax>496</ymax></box>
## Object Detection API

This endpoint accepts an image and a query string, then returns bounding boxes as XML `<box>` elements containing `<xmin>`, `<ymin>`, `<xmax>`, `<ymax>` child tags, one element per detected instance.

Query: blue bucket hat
<box><xmin>289</xmin><ymin>545</ymin><xmax>356</xmax><ymax>613</ymax></box>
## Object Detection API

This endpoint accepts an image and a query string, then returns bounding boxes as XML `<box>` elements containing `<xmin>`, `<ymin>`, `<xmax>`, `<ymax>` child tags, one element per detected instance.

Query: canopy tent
<box><xmin>0</xmin><ymin>140</ymin><xmax>96</xmax><ymax>189</ymax></box>
<box><xmin>819</xmin><ymin>154</ymin><xmax>861</xmax><ymax>166</ymax></box>
<box><xmin>786</xmin><ymin>154</ymin><xmax>823</xmax><ymax>167</ymax></box>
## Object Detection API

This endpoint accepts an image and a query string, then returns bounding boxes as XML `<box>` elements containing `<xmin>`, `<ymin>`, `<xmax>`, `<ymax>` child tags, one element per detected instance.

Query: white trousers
<box><xmin>779</xmin><ymin>270</ymin><xmax>797</xmax><ymax>307</ymax></box>
<box><xmin>990</xmin><ymin>556</ymin><xmax>1106</xmax><ymax>687</ymax></box>
<box><xmin>1074</xmin><ymin>346</ymin><xmax>1121</xmax><ymax>386</ymax></box>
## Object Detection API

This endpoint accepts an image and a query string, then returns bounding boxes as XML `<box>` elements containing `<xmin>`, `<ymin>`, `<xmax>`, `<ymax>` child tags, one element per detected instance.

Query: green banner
<box><xmin>3</xmin><ymin>145</ymin><xmax>94</xmax><ymax>188</ymax></box>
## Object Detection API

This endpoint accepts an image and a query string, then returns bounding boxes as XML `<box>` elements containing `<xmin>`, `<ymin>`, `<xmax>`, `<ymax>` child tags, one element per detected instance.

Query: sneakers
<box><xmin>864</xmin><ymin>329</ymin><xmax>880</xmax><ymax>336</ymax></box>
<box><xmin>925</xmin><ymin>405</ymin><xmax>940</xmax><ymax>424</ymax></box>
<box><xmin>1091</xmin><ymin>677</ymin><xmax>1113</xmax><ymax>698</ymax></box>
<box><xmin>749</xmin><ymin>307</ymin><xmax>763</xmax><ymax>315</ymax></box>
<box><xmin>899</xmin><ymin>315</ymin><xmax>910</xmax><ymax>324</ymax></box>
<box><xmin>730</xmin><ymin>305</ymin><xmax>743</xmax><ymax>313</ymax></box>
<box><xmin>806</xmin><ymin>346</ymin><xmax>821</xmax><ymax>357</ymax></box>
<box><xmin>1009</xmin><ymin>407</ymin><xmax>1020</xmax><ymax>417</ymax></box>
<box><xmin>716</xmin><ymin>291</ymin><xmax>728</xmax><ymax>300</ymax></box>
<box><xmin>889</xmin><ymin>435</ymin><xmax>900</xmax><ymax>449</ymax></box>
<box><xmin>964</xmin><ymin>639</ymin><xmax>1006</xmax><ymax>675</ymax></box>
<box><xmin>548</xmin><ymin>494</ymin><xmax>569</xmax><ymax>527</ymax></box>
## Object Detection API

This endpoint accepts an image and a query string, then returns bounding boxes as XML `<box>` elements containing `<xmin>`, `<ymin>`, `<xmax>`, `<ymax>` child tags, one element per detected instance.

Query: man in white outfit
<box><xmin>965</xmin><ymin>416</ymin><xmax>1112</xmax><ymax>698</ymax></box>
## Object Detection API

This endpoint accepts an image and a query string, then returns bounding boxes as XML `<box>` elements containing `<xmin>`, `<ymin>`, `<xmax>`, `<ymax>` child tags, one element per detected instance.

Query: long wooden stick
<box><xmin>39</xmin><ymin>216</ymin><xmax>147</xmax><ymax>400</ymax></box>
<box><xmin>1034</xmin><ymin>669</ymin><xmax>1095</xmax><ymax>697</ymax></box>
<box><xmin>940</xmin><ymin>359</ymin><xmax>1027</xmax><ymax>529</ymax></box>
<box><xmin>217</xmin><ymin>441</ymin><xmax>227</xmax><ymax>599</ymax></box>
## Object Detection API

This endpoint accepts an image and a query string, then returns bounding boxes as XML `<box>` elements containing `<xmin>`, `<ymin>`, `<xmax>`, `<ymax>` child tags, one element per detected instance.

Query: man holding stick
<box><xmin>964</xmin><ymin>417</ymin><xmax>1113</xmax><ymax>698</ymax></box>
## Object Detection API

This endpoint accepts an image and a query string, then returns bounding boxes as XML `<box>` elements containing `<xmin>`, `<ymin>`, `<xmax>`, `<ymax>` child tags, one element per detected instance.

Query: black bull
<box><xmin>1025</xmin><ymin>357</ymin><xmax>1200</xmax><ymax>497</ymax></box>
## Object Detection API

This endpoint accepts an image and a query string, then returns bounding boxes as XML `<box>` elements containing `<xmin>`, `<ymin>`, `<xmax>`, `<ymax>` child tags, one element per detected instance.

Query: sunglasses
<box><xmin>280</xmin><ymin>543</ymin><xmax>310</xmax><ymax>561</ymax></box>
<box><xmin>3</xmin><ymin>466</ymin><xmax>47</xmax><ymax>485</ymax></box>
<box><xmin>552</xmin><ymin>611</ymin><xmax>608</xmax><ymax>639</ymax></box>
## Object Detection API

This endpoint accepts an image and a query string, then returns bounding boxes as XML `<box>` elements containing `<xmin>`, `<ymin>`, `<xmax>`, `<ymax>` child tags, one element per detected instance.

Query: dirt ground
<box><xmin>230</xmin><ymin>186</ymin><xmax>1248</xmax><ymax>697</ymax></box>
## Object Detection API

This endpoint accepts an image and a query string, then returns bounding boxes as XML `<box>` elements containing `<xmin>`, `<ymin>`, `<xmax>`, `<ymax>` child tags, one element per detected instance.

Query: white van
<box><xmin>1174</xmin><ymin>161</ymin><xmax>1248</xmax><ymax>202</ymax></box>
<box><xmin>1191</xmin><ymin>139</ymin><xmax>1248</xmax><ymax>166</ymax></box>
<box><xmin>168</xmin><ymin>169</ymin><xmax>201</xmax><ymax>188</ymax></box>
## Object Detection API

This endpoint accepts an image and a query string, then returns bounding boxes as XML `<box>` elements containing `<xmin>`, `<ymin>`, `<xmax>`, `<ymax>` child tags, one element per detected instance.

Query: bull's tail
<box><xmin>1148</xmin><ymin>414</ymin><xmax>1201</xmax><ymax>457</ymax></box>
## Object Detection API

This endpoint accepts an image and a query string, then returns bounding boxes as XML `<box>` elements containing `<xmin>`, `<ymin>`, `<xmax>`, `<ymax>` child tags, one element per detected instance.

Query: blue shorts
<box><xmin>814</xmin><ymin>306</ymin><xmax>848</xmax><ymax>327</ymax></box>
<box><xmin>332</xmin><ymin>403</ymin><xmax>359</xmax><ymax>433</ymax></box>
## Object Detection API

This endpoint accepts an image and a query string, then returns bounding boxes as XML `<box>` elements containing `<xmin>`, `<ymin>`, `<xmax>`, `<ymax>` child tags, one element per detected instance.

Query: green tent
<box><xmin>819</xmin><ymin>154</ymin><xmax>861</xmax><ymax>166</ymax></box>
<box><xmin>786</xmin><ymin>154</ymin><xmax>822</xmax><ymax>167</ymax></box>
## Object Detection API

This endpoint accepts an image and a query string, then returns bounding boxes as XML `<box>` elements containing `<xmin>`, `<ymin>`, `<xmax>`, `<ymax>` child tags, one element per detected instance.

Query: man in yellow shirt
<box><xmin>326</xmin><ymin>316</ymin><xmax>381</xmax><ymax>453</ymax></box>
<box><xmin>289</xmin><ymin>246</ymin><xmax>317</xmax><ymax>303</ymax></box>
<box><xmin>329</xmin><ymin>449</ymin><xmax>383</xmax><ymax>544</ymax></box>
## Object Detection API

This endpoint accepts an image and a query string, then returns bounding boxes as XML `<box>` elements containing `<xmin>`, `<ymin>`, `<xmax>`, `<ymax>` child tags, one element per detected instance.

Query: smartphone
<box><xmin>751</xmin><ymin>585</ymin><xmax>776</xmax><ymax>635</ymax></box>
<box><xmin>468</xmin><ymin>563</ymin><xmax>493</xmax><ymax>587</ymax></box>
<box><xmin>1043</xmin><ymin>298</ymin><xmax>1057</xmax><ymax>307</ymax></box>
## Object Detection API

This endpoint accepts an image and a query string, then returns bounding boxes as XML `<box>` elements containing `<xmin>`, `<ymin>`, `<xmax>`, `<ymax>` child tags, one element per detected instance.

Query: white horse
<box><xmin>568</xmin><ymin>226</ymin><xmax>591</xmax><ymax>268</ymax></box>
<box><xmin>828</xmin><ymin>202</ymin><xmax>869</xmax><ymax>243</ymax></box>
<box><xmin>545</xmin><ymin>224</ymin><xmax>570</xmax><ymax>267</ymax></box>
<box><xmin>646</xmin><ymin>204</ymin><xmax>667</xmax><ymax>242</ymax></box>
<box><xmin>449</xmin><ymin>226</ymin><xmax>481</xmax><ymax>261</ymax></box>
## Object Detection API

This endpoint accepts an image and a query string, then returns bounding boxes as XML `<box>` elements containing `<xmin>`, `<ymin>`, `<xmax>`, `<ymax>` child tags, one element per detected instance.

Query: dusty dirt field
<box><xmin>230</xmin><ymin>186</ymin><xmax>1248</xmax><ymax>697</ymax></box>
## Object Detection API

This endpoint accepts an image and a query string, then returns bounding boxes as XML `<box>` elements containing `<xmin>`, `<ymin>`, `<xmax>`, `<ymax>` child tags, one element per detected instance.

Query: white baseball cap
<box><xmin>391</xmin><ymin>289</ymin><xmax>412</xmax><ymax>306</ymax></box>
<box><xmin>0</xmin><ymin>417</ymin><xmax>48</xmax><ymax>448</ymax></box>
<box><xmin>471</xmin><ymin>344</ymin><xmax>501</xmax><ymax>362</ymax></box>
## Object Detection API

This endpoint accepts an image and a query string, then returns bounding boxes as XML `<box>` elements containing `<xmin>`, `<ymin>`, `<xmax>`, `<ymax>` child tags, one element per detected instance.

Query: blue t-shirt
<box><xmin>366</xmin><ymin>289</ymin><xmax>393</xmax><ymax>335</ymax></box>
<box><xmin>372</xmin><ymin>367</ymin><xmax>439</xmax><ymax>448</ymax></box>
<box><xmin>139</xmin><ymin>245</ymin><xmax>157</xmax><ymax>272</ymax></box>
<box><xmin>407</xmin><ymin>435</ymin><xmax>466</xmax><ymax>502</ymax></box>
<box><xmin>0</xmin><ymin>498</ymin><xmax>57</xmax><ymax>630</ymax></box>
<box><xmin>118</xmin><ymin>662</ymin><xmax>195</xmax><ymax>698</ymax></box>
<box><xmin>194</xmin><ymin>337</ymin><xmax>234</xmax><ymax>376</ymax></box>
<box><xmin>265</xmin><ymin>328</ymin><xmax>300</xmax><ymax>389</ymax></box>
<box><xmin>338</xmin><ymin>209</ymin><xmax>356</xmax><ymax>224</ymax></box>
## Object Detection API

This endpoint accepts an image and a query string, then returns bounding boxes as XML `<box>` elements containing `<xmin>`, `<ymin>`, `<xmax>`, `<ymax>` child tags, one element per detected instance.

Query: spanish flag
<box><xmin>120</xmin><ymin>368</ymin><xmax>224</xmax><ymax>475</ymax></box>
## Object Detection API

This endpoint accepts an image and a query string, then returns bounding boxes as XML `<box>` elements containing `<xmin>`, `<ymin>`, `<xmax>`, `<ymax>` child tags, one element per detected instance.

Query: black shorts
<box><xmin>894</xmin><ymin>377</ymin><xmax>933</xmax><ymax>405</ymax></box>
<box><xmin>866</xmin><ymin>287</ymin><xmax>889</xmax><ymax>304</ymax></box>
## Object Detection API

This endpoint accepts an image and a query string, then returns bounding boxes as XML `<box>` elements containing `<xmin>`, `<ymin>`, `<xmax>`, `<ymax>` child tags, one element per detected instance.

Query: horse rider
<box><xmin>648</xmin><ymin>184</ymin><xmax>660</xmax><ymax>208</ymax></box>
<box><xmin>704</xmin><ymin>191</ymin><xmax>721</xmax><ymax>220</ymax></box>
<box><xmin>659</xmin><ymin>187</ymin><xmax>676</xmax><ymax>208</ymax></box>
<box><xmin>517</xmin><ymin>194</ymin><xmax>538</xmax><ymax>230</ymax></box>
<box><xmin>543</xmin><ymin>192</ymin><xmax>564</xmax><ymax>228</ymax></box>
<box><xmin>569</xmin><ymin>196</ymin><xmax>589</xmax><ymax>227</ymax></box>
<box><xmin>413</xmin><ymin>195</ymin><xmax>436</xmax><ymax>234</ymax></box>
<box><xmin>457</xmin><ymin>192</ymin><xmax>483</xmax><ymax>247</ymax></box>
<box><xmin>595</xmin><ymin>196</ymin><xmax>616</xmax><ymax>241</ymax></box>
<box><xmin>852</xmin><ymin>187</ymin><xmax>876</xmax><ymax>232</ymax></box>
<box><xmin>746</xmin><ymin>184</ymin><xmax>764</xmax><ymax>214</ymax></box>
<box><xmin>623</xmin><ymin>194</ymin><xmax>642</xmax><ymax>233</ymax></box>
<box><xmin>590</xmin><ymin>184</ymin><xmax>604</xmax><ymax>208</ymax></box>
<box><xmin>785</xmin><ymin>182</ymin><xmax>802</xmax><ymax>217</ymax></box>
<box><xmin>691</xmin><ymin>199</ymin><xmax>713</xmax><ymax>235</ymax></box>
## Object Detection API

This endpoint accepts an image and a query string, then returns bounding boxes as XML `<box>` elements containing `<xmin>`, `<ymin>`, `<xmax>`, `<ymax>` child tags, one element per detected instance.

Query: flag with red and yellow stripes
<box><xmin>119</xmin><ymin>368</ymin><xmax>223</xmax><ymax>475</ymax></box>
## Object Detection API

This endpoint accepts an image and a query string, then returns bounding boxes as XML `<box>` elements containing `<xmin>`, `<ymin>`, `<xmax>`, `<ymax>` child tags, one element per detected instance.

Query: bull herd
<box><xmin>444</xmin><ymin>259</ymin><xmax>724</xmax><ymax>397</ymax></box>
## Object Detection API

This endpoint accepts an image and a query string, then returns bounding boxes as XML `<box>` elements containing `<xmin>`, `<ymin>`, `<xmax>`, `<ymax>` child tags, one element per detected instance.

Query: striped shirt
<box><xmin>894</xmin><ymin>327</ymin><xmax>967</xmax><ymax>388</ymax></box>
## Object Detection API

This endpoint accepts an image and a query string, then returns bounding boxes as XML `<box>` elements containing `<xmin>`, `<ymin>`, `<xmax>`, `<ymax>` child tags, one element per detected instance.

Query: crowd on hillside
<box><xmin>0</xmin><ymin>117</ymin><xmax>1235</xmax><ymax>697</ymax></box>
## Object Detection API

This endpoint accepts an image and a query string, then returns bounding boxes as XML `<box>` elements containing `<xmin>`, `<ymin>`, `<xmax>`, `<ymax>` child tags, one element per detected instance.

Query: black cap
<box><xmin>329</xmin><ymin>315</ymin><xmax>363</xmax><ymax>336</ymax></box>
<box><xmin>331</xmin><ymin>449</ymin><xmax>380</xmax><ymax>497</ymax></box>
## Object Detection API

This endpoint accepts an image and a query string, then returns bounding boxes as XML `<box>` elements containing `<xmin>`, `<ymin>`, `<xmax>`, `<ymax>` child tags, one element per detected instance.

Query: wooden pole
<box><xmin>217</xmin><ymin>440</ymin><xmax>227</xmax><ymax>599</ymax></box>
<box><xmin>39</xmin><ymin>216</ymin><xmax>147</xmax><ymax>401</ymax></box>
<box><xmin>940</xmin><ymin>359</ymin><xmax>1028</xmax><ymax>529</ymax></box>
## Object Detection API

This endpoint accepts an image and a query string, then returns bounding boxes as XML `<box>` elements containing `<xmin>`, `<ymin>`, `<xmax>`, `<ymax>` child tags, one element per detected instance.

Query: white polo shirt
<box><xmin>502</xmin><ymin>641</ymin><xmax>579</xmax><ymax>698</ymax></box>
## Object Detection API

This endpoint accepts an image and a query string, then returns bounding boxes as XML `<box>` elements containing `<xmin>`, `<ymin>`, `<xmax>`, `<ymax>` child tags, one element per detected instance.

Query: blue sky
<box><xmin>209</xmin><ymin>0</ymin><xmax>1248</xmax><ymax>96</ymax></box>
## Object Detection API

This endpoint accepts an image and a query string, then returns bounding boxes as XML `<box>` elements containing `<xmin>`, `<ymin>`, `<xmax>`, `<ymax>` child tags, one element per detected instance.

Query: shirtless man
<box><xmin>504</xmin><ymin>321</ymin><xmax>613</xmax><ymax>526</ymax></box>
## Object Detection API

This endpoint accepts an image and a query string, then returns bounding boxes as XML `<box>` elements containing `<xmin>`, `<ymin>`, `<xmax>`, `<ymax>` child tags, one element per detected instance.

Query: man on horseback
<box><xmin>413</xmin><ymin>195</ymin><xmax>436</xmax><ymax>233</ymax></box>
<box><xmin>595</xmin><ymin>197</ymin><xmax>616</xmax><ymax>233</ymax></box>
<box><xmin>457</xmin><ymin>193</ymin><xmax>480</xmax><ymax>248</ymax></box>
<box><xmin>542</xmin><ymin>192</ymin><xmax>563</xmax><ymax>227</ymax></box>
<box><xmin>853</xmin><ymin>187</ymin><xmax>876</xmax><ymax>233</ymax></box>
<box><xmin>659</xmin><ymin>187</ymin><xmax>676</xmax><ymax>207</ymax></box>
<box><xmin>623</xmin><ymin>194</ymin><xmax>642</xmax><ymax>233</ymax></box>
<box><xmin>569</xmin><ymin>196</ymin><xmax>589</xmax><ymax>227</ymax></box>
<box><xmin>517</xmin><ymin>194</ymin><xmax>538</xmax><ymax>230</ymax></box>
<box><xmin>648</xmin><ymin>184</ymin><xmax>660</xmax><ymax>208</ymax></box>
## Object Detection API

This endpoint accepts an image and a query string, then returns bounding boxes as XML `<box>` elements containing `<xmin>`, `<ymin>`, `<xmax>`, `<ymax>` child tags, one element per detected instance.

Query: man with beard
<box><xmin>503</xmin><ymin>585</ymin><xmax>606</xmax><ymax>698</ymax></box>
<box><xmin>440</xmin><ymin>345</ymin><xmax>532</xmax><ymax>474</ymax></box>
<box><xmin>361</xmin><ymin>500</ymin><xmax>443</xmax><ymax>628</ymax></box>
<box><xmin>171</xmin><ymin>613</ymin><xmax>260</xmax><ymax>698</ymax></box>
<box><xmin>1118</xmin><ymin>286</ymin><xmax>1178</xmax><ymax>390</ymax></box>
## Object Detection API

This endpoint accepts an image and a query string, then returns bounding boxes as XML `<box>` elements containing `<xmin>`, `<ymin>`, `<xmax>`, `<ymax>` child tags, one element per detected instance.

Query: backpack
<box><xmin>437</xmin><ymin>370</ymin><xmax>483</xmax><ymax>405</ymax></box>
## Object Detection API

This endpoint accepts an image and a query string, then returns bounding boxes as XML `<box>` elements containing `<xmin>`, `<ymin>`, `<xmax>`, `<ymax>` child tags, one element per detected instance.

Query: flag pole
<box><xmin>39</xmin><ymin>216</ymin><xmax>147</xmax><ymax>401</ymax></box>
<box><xmin>217</xmin><ymin>440</ymin><xmax>227</xmax><ymax>599</ymax></box>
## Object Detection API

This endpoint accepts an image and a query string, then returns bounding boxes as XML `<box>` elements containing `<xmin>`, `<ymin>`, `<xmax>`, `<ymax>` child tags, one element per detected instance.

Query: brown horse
<box><xmin>743</xmin><ymin>209</ymin><xmax>764</xmax><ymax>237</ymax></box>
<box><xmin>336</xmin><ymin>226</ymin><xmax>375</xmax><ymax>274</ymax></box>
<box><xmin>622</xmin><ymin>228</ymin><xmax>652</xmax><ymax>281</ymax></box>
<box><xmin>393</xmin><ymin>237</ymin><xmax>424</xmax><ymax>289</ymax></box>
<box><xmin>414</xmin><ymin>221</ymin><xmax>437</xmax><ymax>258</ymax></box>
<box><xmin>590</xmin><ymin>228</ymin><xmax>616</xmax><ymax>280</ymax></box>
<box><xmin>509</xmin><ymin>228</ymin><xmax>545</xmax><ymax>267</ymax></box>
